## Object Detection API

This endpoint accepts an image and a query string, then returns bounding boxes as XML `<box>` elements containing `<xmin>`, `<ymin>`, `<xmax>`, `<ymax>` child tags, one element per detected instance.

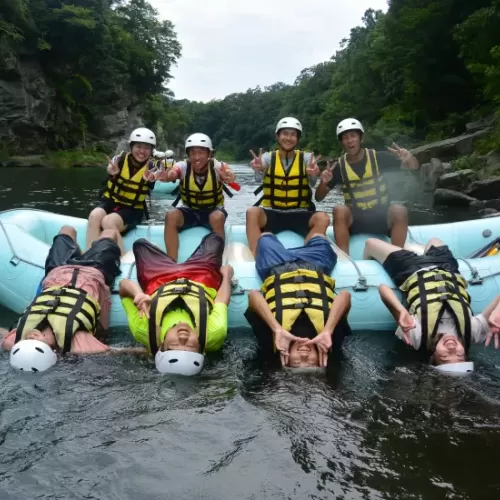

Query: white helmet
<box><xmin>434</xmin><ymin>362</ymin><xmax>474</xmax><ymax>374</ymax></box>
<box><xmin>336</xmin><ymin>118</ymin><xmax>364</xmax><ymax>139</ymax></box>
<box><xmin>10</xmin><ymin>340</ymin><xmax>57</xmax><ymax>373</ymax></box>
<box><xmin>165</xmin><ymin>149</ymin><xmax>174</xmax><ymax>158</ymax></box>
<box><xmin>275</xmin><ymin>117</ymin><xmax>302</xmax><ymax>134</ymax></box>
<box><xmin>153</xmin><ymin>149</ymin><xmax>166</xmax><ymax>158</ymax></box>
<box><xmin>129</xmin><ymin>127</ymin><xmax>156</xmax><ymax>147</ymax></box>
<box><xmin>185</xmin><ymin>133</ymin><xmax>213</xmax><ymax>152</ymax></box>
<box><xmin>155</xmin><ymin>350</ymin><xmax>205</xmax><ymax>376</ymax></box>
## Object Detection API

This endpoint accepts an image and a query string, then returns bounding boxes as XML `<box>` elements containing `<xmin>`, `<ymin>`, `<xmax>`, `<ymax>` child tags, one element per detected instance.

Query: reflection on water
<box><xmin>0</xmin><ymin>166</ymin><xmax>499</xmax><ymax>499</ymax></box>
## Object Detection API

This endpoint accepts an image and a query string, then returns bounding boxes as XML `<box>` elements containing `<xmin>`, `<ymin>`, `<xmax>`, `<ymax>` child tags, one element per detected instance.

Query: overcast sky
<box><xmin>149</xmin><ymin>0</ymin><xmax>388</xmax><ymax>102</ymax></box>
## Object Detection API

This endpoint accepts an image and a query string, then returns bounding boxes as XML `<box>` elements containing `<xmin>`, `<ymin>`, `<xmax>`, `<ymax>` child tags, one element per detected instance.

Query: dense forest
<box><xmin>1</xmin><ymin>0</ymin><xmax>500</xmax><ymax>162</ymax></box>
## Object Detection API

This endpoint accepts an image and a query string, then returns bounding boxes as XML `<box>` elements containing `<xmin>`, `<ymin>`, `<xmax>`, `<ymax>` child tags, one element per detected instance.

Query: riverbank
<box><xmin>0</xmin><ymin>150</ymin><xmax>107</xmax><ymax>169</ymax></box>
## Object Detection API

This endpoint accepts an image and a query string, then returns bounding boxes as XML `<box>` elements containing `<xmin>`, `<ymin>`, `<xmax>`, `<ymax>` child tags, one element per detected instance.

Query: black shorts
<box><xmin>349</xmin><ymin>206</ymin><xmax>390</xmax><ymax>235</ymax></box>
<box><xmin>174</xmin><ymin>206</ymin><xmax>228</xmax><ymax>231</ymax></box>
<box><xmin>96</xmin><ymin>198</ymin><xmax>144</xmax><ymax>233</ymax></box>
<box><xmin>45</xmin><ymin>234</ymin><xmax>122</xmax><ymax>288</ymax></box>
<box><xmin>262</xmin><ymin>208</ymin><xmax>320</xmax><ymax>237</ymax></box>
<box><xmin>383</xmin><ymin>245</ymin><xmax>460</xmax><ymax>288</ymax></box>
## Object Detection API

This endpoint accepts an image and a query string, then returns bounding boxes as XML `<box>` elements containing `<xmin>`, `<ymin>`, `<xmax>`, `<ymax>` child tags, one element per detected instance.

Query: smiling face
<box><xmin>162</xmin><ymin>323</ymin><xmax>200</xmax><ymax>353</ymax></box>
<box><xmin>276</xmin><ymin>128</ymin><xmax>299</xmax><ymax>152</ymax></box>
<box><xmin>287</xmin><ymin>342</ymin><xmax>320</xmax><ymax>368</ymax></box>
<box><xmin>131</xmin><ymin>142</ymin><xmax>153</xmax><ymax>163</ymax></box>
<box><xmin>187</xmin><ymin>147</ymin><xmax>210</xmax><ymax>173</ymax></box>
<box><xmin>432</xmin><ymin>334</ymin><xmax>466</xmax><ymax>365</ymax></box>
<box><xmin>340</xmin><ymin>130</ymin><xmax>362</xmax><ymax>156</ymax></box>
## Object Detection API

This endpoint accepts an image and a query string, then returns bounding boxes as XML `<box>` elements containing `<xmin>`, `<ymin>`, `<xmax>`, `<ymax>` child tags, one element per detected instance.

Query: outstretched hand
<box><xmin>398</xmin><ymin>309</ymin><xmax>415</xmax><ymax>346</ymax></box>
<box><xmin>387</xmin><ymin>142</ymin><xmax>414</xmax><ymax>165</ymax></box>
<box><xmin>321</xmin><ymin>160</ymin><xmax>335</xmax><ymax>184</ymax></box>
<box><xmin>303</xmin><ymin>330</ymin><xmax>332</xmax><ymax>367</ymax></box>
<box><xmin>486</xmin><ymin>308</ymin><xmax>500</xmax><ymax>349</ymax></box>
<box><xmin>219</xmin><ymin>163</ymin><xmax>235</xmax><ymax>184</ymax></box>
<box><xmin>134</xmin><ymin>292</ymin><xmax>152</xmax><ymax>319</ymax></box>
<box><xmin>249</xmin><ymin>148</ymin><xmax>264</xmax><ymax>172</ymax></box>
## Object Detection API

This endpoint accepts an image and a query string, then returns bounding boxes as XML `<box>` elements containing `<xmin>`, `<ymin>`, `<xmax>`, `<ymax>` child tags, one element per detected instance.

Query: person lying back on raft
<box><xmin>363</xmin><ymin>237</ymin><xmax>500</xmax><ymax>373</ymax></box>
<box><xmin>245</xmin><ymin>232</ymin><xmax>351</xmax><ymax>369</ymax></box>
<box><xmin>1</xmin><ymin>225</ymin><xmax>129</xmax><ymax>372</ymax></box>
<box><xmin>119</xmin><ymin>233</ymin><xmax>233</xmax><ymax>376</ymax></box>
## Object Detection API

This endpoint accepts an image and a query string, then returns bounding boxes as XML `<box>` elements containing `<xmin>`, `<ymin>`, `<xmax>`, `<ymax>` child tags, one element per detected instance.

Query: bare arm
<box><xmin>322</xmin><ymin>290</ymin><xmax>351</xmax><ymax>335</ymax></box>
<box><xmin>481</xmin><ymin>295</ymin><xmax>500</xmax><ymax>321</ymax></box>
<box><xmin>315</xmin><ymin>180</ymin><xmax>332</xmax><ymax>202</ymax></box>
<box><xmin>119</xmin><ymin>279</ymin><xmax>144</xmax><ymax>299</ymax></box>
<box><xmin>248</xmin><ymin>290</ymin><xmax>282</xmax><ymax>333</ymax></box>
<box><xmin>379</xmin><ymin>284</ymin><xmax>407</xmax><ymax>321</ymax></box>
<box><xmin>401</xmin><ymin>154</ymin><xmax>419</xmax><ymax>171</ymax></box>
<box><xmin>215</xmin><ymin>266</ymin><xmax>233</xmax><ymax>305</ymax></box>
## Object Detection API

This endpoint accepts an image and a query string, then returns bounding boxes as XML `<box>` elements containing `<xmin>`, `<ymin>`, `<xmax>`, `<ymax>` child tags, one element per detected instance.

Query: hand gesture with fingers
<box><xmin>303</xmin><ymin>331</ymin><xmax>332</xmax><ymax>367</ymax></box>
<box><xmin>274</xmin><ymin>327</ymin><xmax>307</xmax><ymax>367</ymax></box>
<box><xmin>106</xmin><ymin>155</ymin><xmax>120</xmax><ymax>176</ymax></box>
<box><xmin>321</xmin><ymin>160</ymin><xmax>335</xmax><ymax>184</ymax></box>
<box><xmin>398</xmin><ymin>309</ymin><xmax>415</xmax><ymax>346</ymax></box>
<box><xmin>387</xmin><ymin>142</ymin><xmax>409</xmax><ymax>160</ymax></box>
<box><xmin>134</xmin><ymin>293</ymin><xmax>151</xmax><ymax>319</ymax></box>
<box><xmin>306</xmin><ymin>153</ymin><xmax>322</xmax><ymax>177</ymax></box>
<box><xmin>219</xmin><ymin>163</ymin><xmax>235</xmax><ymax>184</ymax></box>
<box><xmin>249</xmin><ymin>148</ymin><xmax>264</xmax><ymax>172</ymax></box>
<box><xmin>485</xmin><ymin>308</ymin><xmax>500</xmax><ymax>348</ymax></box>
<box><xmin>143</xmin><ymin>167</ymin><xmax>157</xmax><ymax>182</ymax></box>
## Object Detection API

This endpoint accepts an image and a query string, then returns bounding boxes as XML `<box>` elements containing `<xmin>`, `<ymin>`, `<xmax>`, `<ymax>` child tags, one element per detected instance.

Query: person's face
<box><xmin>287</xmin><ymin>342</ymin><xmax>320</xmax><ymax>368</ymax></box>
<box><xmin>340</xmin><ymin>131</ymin><xmax>362</xmax><ymax>155</ymax></box>
<box><xmin>277</xmin><ymin>129</ymin><xmax>299</xmax><ymax>151</ymax></box>
<box><xmin>433</xmin><ymin>334</ymin><xmax>466</xmax><ymax>365</ymax></box>
<box><xmin>25</xmin><ymin>327</ymin><xmax>56</xmax><ymax>349</ymax></box>
<box><xmin>131</xmin><ymin>142</ymin><xmax>153</xmax><ymax>163</ymax></box>
<box><xmin>162</xmin><ymin>323</ymin><xmax>200</xmax><ymax>353</ymax></box>
<box><xmin>187</xmin><ymin>147</ymin><xmax>210</xmax><ymax>172</ymax></box>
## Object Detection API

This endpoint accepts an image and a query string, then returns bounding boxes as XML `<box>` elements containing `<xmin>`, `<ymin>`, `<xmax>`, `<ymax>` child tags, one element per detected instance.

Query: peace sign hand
<box><xmin>306</xmin><ymin>153</ymin><xmax>322</xmax><ymax>177</ymax></box>
<box><xmin>249</xmin><ymin>148</ymin><xmax>264</xmax><ymax>172</ymax></box>
<box><xmin>321</xmin><ymin>160</ymin><xmax>335</xmax><ymax>184</ymax></box>
<box><xmin>106</xmin><ymin>155</ymin><xmax>120</xmax><ymax>176</ymax></box>
<box><xmin>387</xmin><ymin>142</ymin><xmax>412</xmax><ymax>162</ymax></box>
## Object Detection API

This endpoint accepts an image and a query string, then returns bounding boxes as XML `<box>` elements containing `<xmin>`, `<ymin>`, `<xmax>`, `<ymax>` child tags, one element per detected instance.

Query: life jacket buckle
<box><xmin>43</xmin><ymin>299</ymin><xmax>60</xmax><ymax>309</ymax></box>
<box><xmin>295</xmin><ymin>290</ymin><xmax>308</xmax><ymax>298</ymax></box>
<box><xmin>293</xmin><ymin>275</ymin><xmax>306</xmax><ymax>283</ymax></box>
<box><xmin>171</xmin><ymin>286</ymin><xmax>189</xmax><ymax>294</ymax></box>
<box><xmin>294</xmin><ymin>302</ymin><xmax>307</xmax><ymax>309</ymax></box>
<box><xmin>50</xmin><ymin>289</ymin><xmax>65</xmax><ymax>297</ymax></box>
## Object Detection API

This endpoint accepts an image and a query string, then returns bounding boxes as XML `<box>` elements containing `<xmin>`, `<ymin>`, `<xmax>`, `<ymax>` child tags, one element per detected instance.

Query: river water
<box><xmin>0</xmin><ymin>165</ymin><xmax>499</xmax><ymax>499</ymax></box>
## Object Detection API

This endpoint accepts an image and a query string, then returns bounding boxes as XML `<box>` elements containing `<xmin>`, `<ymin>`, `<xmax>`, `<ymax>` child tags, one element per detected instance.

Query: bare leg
<box><xmin>424</xmin><ymin>238</ymin><xmax>446</xmax><ymax>253</ymax></box>
<box><xmin>246</xmin><ymin>207</ymin><xmax>267</xmax><ymax>256</ymax></box>
<box><xmin>305</xmin><ymin>211</ymin><xmax>330</xmax><ymax>242</ymax></box>
<box><xmin>164</xmin><ymin>209</ymin><xmax>184</xmax><ymax>261</ymax></box>
<box><xmin>208</xmin><ymin>210</ymin><xmax>226</xmax><ymax>240</ymax></box>
<box><xmin>101</xmin><ymin>214</ymin><xmax>126</xmax><ymax>255</ymax></box>
<box><xmin>333</xmin><ymin>205</ymin><xmax>353</xmax><ymax>255</ymax></box>
<box><xmin>363</xmin><ymin>237</ymin><xmax>402</xmax><ymax>263</ymax></box>
<box><xmin>59</xmin><ymin>225</ymin><xmax>78</xmax><ymax>241</ymax></box>
<box><xmin>388</xmin><ymin>204</ymin><xmax>408</xmax><ymax>248</ymax></box>
<box><xmin>86</xmin><ymin>208</ymin><xmax>106</xmax><ymax>250</ymax></box>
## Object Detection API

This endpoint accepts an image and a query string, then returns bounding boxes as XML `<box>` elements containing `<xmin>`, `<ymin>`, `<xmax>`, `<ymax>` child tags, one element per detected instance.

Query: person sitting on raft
<box><xmin>1</xmin><ymin>225</ymin><xmax>124</xmax><ymax>372</ymax></box>
<box><xmin>246</xmin><ymin>117</ymin><xmax>330</xmax><ymax>256</ymax></box>
<box><xmin>86</xmin><ymin>127</ymin><xmax>158</xmax><ymax>253</ymax></box>
<box><xmin>363</xmin><ymin>237</ymin><xmax>500</xmax><ymax>373</ymax></box>
<box><xmin>156</xmin><ymin>133</ymin><xmax>236</xmax><ymax>261</ymax></box>
<box><xmin>119</xmin><ymin>232</ymin><xmax>233</xmax><ymax>375</ymax></box>
<box><xmin>245</xmin><ymin>232</ymin><xmax>352</xmax><ymax>369</ymax></box>
<box><xmin>315</xmin><ymin>118</ymin><xmax>419</xmax><ymax>255</ymax></box>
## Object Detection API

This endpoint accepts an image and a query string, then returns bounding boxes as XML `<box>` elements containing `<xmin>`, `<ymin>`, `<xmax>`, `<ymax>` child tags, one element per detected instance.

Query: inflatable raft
<box><xmin>152</xmin><ymin>180</ymin><xmax>179</xmax><ymax>195</ymax></box>
<box><xmin>1</xmin><ymin>208</ymin><xmax>500</xmax><ymax>330</ymax></box>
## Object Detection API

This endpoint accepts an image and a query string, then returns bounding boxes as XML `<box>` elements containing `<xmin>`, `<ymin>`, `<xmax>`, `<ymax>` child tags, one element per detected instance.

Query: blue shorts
<box><xmin>255</xmin><ymin>234</ymin><xmax>337</xmax><ymax>281</ymax></box>
<box><xmin>175</xmin><ymin>207</ymin><xmax>228</xmax><ymax>231</ymax></box>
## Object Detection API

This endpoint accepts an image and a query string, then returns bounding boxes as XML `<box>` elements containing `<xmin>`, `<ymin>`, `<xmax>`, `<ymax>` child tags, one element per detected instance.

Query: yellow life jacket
<box><xmin>400</xmin><ymin>269</ymin><xmax>472</xmax><ymax>353</ymax></box>
<box><xmin>339</xmin><ymin>149</ymin><xmax>389</xmax><ymax>210</ymax></box>
<box><xmin>178</xmin><ymin>159</ymin><xmax>225</xmax><ymax>210</ymax></box>
<box><xmin>102</xmin><ymin>152</ymin><xmax>151</xmax><ymax>210</ymax></box>
<box><xmin>255</xmin><ymin>150</ymin><xmax>313</xmax><ymax>209</ymax></box>
<box><xmin>261</xmin><ymin>269</ymin><xmax>335</xmax><ymax>334</ymax></box>
<box><xmin>148</xmin><ymin>278</ymin><xmax>214</xmax><ymax>355</ymax></box>
<box><xmin>15</xmin><ymin>283</ymin><xmax>100</xmax><ymax>354</ymax></box>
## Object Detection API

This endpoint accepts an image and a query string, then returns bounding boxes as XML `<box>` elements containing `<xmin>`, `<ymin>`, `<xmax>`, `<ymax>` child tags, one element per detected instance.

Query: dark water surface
<box><xmin>1</xmin><ymin>165</ymin><xmax>500</xmax><ymax>499</ymax></box>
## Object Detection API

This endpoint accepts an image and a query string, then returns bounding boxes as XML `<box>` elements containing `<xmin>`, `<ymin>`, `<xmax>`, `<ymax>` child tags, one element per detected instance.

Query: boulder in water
<box><xmin>465</xmin><ymin>177</ymin><xmax>500</xmax><ymax>200</ymax></box>
<box><xmin>437</xmin><ymin>169</ymin><xmax>476</xmax><ymax>191</ymax></box>
<box><xmin>434</xmin><ymin>188</ymin><xmax>477</xmax><ymax>206</ymax></box>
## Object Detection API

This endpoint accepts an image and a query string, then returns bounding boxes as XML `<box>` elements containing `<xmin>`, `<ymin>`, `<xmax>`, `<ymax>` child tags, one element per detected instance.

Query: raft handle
<box><xmin>9</xmin><ymin>256</ymin><xmax>20</xmax><ymax>266</ymax></box>
<box><xmin>353</xmin><ymin>276</ymin><xmax>369</xmax><ymax>292</ymax></box>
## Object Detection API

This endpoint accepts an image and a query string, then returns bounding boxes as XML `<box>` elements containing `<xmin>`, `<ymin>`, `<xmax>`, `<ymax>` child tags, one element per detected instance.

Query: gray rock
<box><xmin>0</xmin><ymin>155</ymin><xmax>50</xmax><ymax>168</ymax></box>
<box><xmin>411</xmin><ymin>130</ymin><xmax>490</xmax><ymax>164</ymax></box>
<box><xmin>434</xmin><ymin>188</ymin><xmax>477</xmax><ymax>206</ymax></box>
<box><xmin>466</xmin><ymin>177</ymin><xmax>500</xmax><ymax>200</ymax></box>
<box><xmin>484</xmin><ymin>199</ymin><xmax>500</xmax><ymax>210</ymax></box>
<box><xmin>437</xmin><ymin>169</ymin><xmax>475</xmax><ymax>190</ymax></box>
<box><xmin>469</xmin><ymin>199</ymin><xmax>487</xmax><ymax>209</ymax></box>
<box><xmin>478</xmin><ymin>208</ymin><xmax>499</xmax><ymax>216</ymax></box>
<box><xmin>465</xmin><ymin>115</ymin><xmax>495</xmax><ymax>133</ymax></box>
<box><xmin>482</xmin><ymin>212</ymin><xmax>500</xmax><ymax>219</ymax></box>
<box><xmin>442</xmin><ymin>162</ymin><xmax>453</xmax><ymax>172</ymax></box>
<box><xmin>420</xmin><ymin>158</ymin><xmax>445</xmax><ymax>192</ymax></box>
